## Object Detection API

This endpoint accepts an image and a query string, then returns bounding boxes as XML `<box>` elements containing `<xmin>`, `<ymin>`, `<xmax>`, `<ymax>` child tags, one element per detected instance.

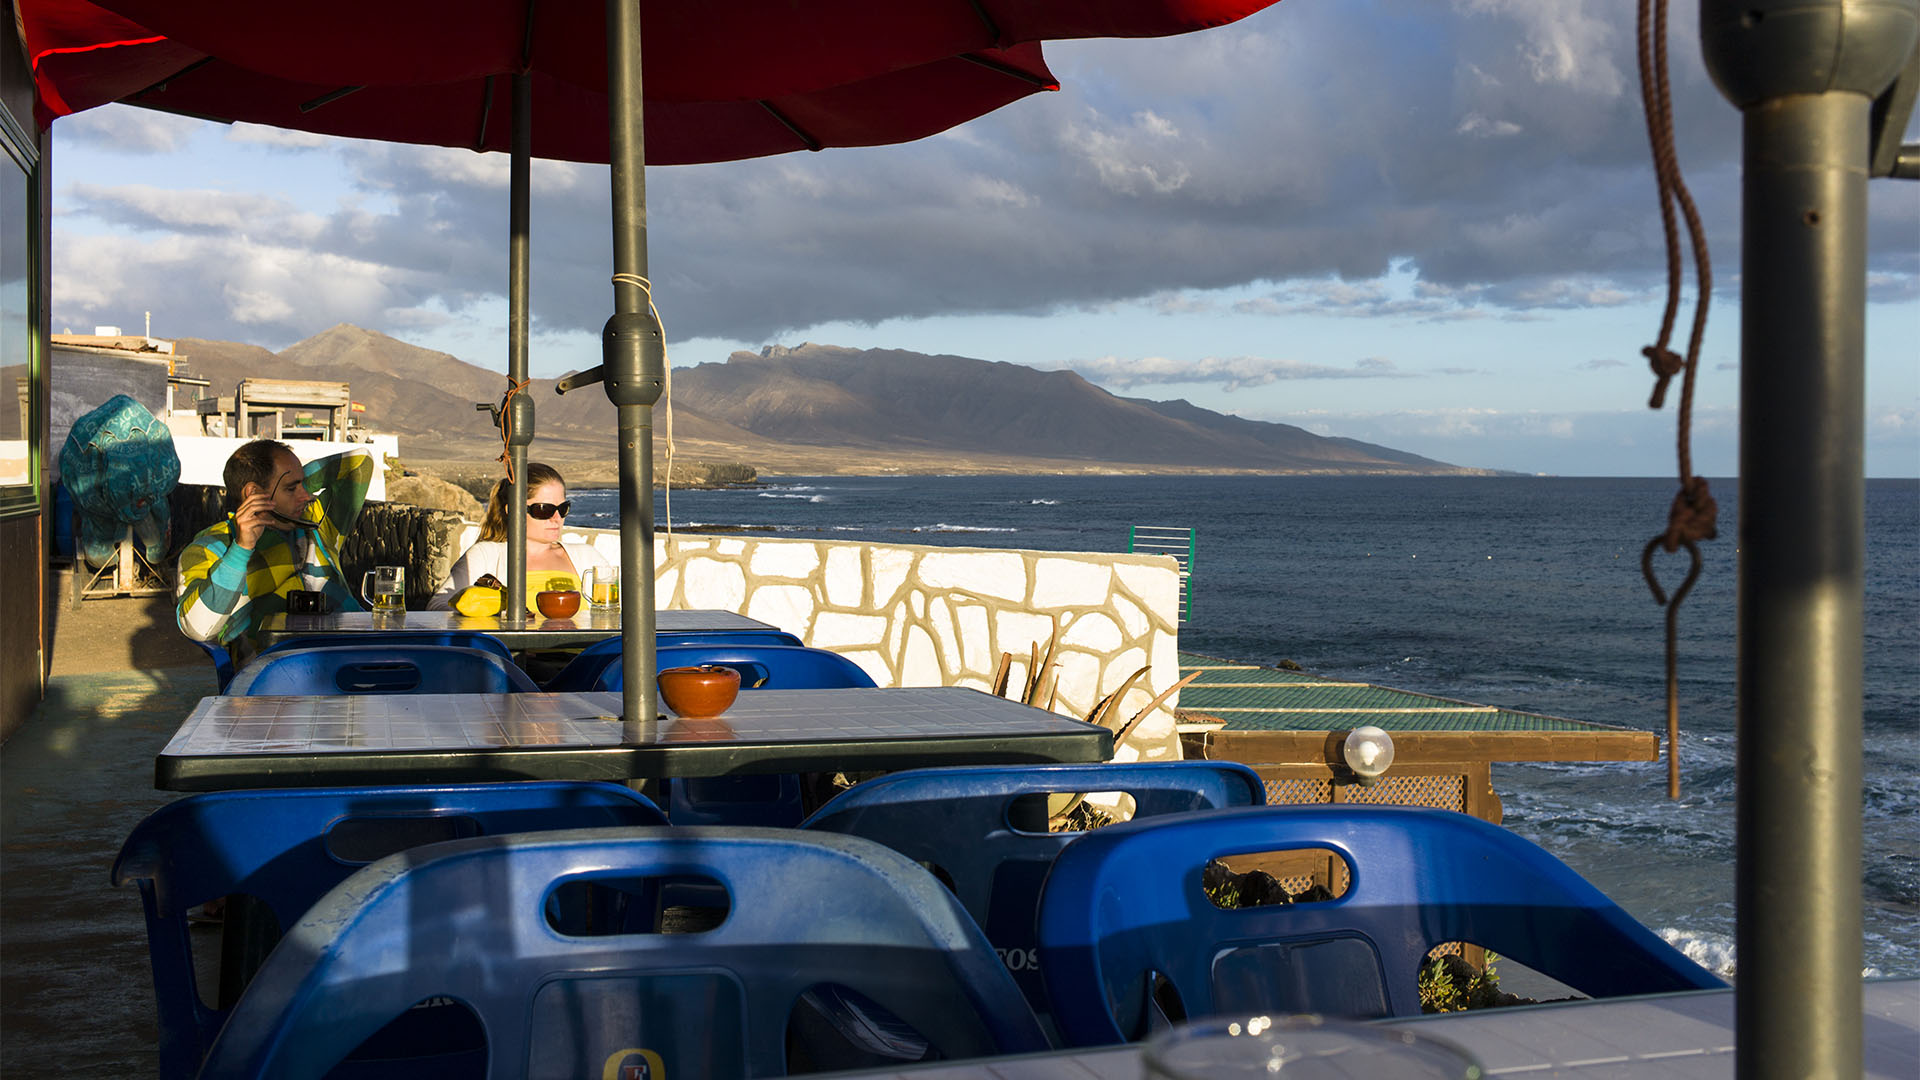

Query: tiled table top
<box><xmin>818</xmin><ymin>980</ymin><xmax>1920</xmax><ymax>1079</ymax></box>
<box><xmin>257</xmin><ymin>608</ymin><xmax>779</xmax><ymax>647</ymax></box>
<box><xmin>155</xmin><ymin>687</ymin><xmax>1113</xmax><ymax>790</ymax></box>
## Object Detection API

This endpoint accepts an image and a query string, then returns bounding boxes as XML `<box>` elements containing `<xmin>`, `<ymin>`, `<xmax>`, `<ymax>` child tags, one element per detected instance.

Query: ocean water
<box><xmin>570</xmin><ymin>474</ymin><xmax>1918</xmax><ymax>977</ymax></box>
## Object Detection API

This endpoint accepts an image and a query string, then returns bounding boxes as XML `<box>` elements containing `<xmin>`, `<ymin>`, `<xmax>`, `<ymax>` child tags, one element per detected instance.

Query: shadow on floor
<box><xmin>1</xmin><ymin>668</ymin><xmax>212</xmax><ymax>1078</ymax></box>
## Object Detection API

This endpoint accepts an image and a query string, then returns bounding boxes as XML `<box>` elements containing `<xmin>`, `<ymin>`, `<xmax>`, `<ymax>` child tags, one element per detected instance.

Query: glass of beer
<box><xmin>584</xmin><ymin>565</ymin><xmax>620</xmax><ymax>609</ymax></box>
<box><xmin>361</xmin><ymin>565</ymin><xmax>406</xmax><ymax>613</ymax></box>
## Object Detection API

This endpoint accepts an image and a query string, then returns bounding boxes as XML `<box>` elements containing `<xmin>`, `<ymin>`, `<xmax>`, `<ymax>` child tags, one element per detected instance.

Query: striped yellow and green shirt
<box><xmin>176</xmin><ymin>448</ymin><xmax>374</xmax><ymax>646</ymax></box>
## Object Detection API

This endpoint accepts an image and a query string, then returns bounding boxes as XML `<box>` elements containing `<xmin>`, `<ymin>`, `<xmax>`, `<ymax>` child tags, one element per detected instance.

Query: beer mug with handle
<box><xmin>583</xmin><ymin>564</ymin><xmax>620</xmax><ymax>609</ymax></box>
<box><xmin>361</xmin><ymin>565</ymin><xmax>406</xmax><ymax>613</ymax></box>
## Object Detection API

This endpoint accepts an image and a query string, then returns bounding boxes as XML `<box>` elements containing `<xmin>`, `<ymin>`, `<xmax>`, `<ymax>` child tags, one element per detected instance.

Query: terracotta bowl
<box><xmin>658</xmin><ymin>664</ymin><xmax>742</xmax><ymax>719</ymax></box>
<box><xmin>535</xmin><ymin>589</ymin><xmax>581</xmax><ymax>619</ymax></box>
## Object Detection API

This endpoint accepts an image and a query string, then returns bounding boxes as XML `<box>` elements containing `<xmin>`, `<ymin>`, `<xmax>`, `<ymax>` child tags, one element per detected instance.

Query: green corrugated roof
<box><xmin>1177</xmin><ymin>651</ymin><xmax>1626</xmax><ymax>733</ymax></box>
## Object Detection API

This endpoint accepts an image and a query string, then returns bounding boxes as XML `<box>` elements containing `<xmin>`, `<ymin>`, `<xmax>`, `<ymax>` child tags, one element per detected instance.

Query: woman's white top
<box><xmin>426</xmin><ymin>538</ymin><xmax>614</xmax><ymax>610</ymax></box>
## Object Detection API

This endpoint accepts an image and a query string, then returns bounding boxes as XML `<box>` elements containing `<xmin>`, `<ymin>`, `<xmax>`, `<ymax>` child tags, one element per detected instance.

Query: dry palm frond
<box><xmin>1050</xmin><ymin>666</ymin><xmax>1196</xmax><ymax>829</ymax></box>
<box><xmin>990</xmin><ymin>652</ymin><xmax>1013</xmax><ymax>697</ymax></box>
<box><xmin>998</xmin><ymin>618</ymin><xmax>1061</xmax><ymax>708</ymax></box>
<box><xmin>1112</xmin><ymin>669</ymin><xmax>1202</xmax><ymax>745</ymax></box>
<box><xmin>1085</xmin><ymin>666</ymin><xmax>1152</xmax><ymax>731</ymax></box>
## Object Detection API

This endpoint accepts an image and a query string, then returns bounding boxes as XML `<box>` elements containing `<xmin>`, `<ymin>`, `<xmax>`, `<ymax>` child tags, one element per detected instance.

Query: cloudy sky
<box><xmin>47</xmin><ymin>1</ymin><xmax>1920</xmax><ymax>476</ymax></box>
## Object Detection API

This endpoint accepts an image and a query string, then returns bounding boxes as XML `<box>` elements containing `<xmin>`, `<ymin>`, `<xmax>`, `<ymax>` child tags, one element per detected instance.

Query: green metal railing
<box><xmin>1129</xmin><ymin>525</ymin><xmax>1194</xmax><ymax>623</ymax></box>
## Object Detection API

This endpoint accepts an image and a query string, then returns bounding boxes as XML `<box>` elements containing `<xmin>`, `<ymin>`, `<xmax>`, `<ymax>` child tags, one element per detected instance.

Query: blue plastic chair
<box><xmin>227</xmin><ymin>644</ymin><xmax>541</xmax><ymax>694</ymax></box>
<box><xmin>260</xmin><ymin>630</ymin><xmax>516</xmax><ymax>664</ymax></box>
<box><xmin>650</xmin><ymin>642</ymin><xmax>877</xmax><ymax>688</ymax></box>
<box><xmin>800</xmin><ymin>761</ymin><xmax>1266</xmax><ymax>1018</ymax></box>
<box><xmin>542</xmin><ymin>630</ymin><xmax>805</xmax><ymax>692</ymax></box>
<box><xmin>630</xmin><ymin>644</ymin><xmax>877</xmax><ymax>827</ymax></box>
<box><xmin>111</xmin><ymin>782</ymin><xmax>668</xmax><ymax>1080</ymax></box>
<box><xmin>1035</xmin><ymin>804</ymin><xmax>1727</xmax><ymax>1045</ymax></box>
<box><xmin>197</xmin><ymin>828</ymin><xmax>1051</xmax><ymax>1080</ymax></box>
<box><xmin>193</xmin><ymin>639</ymin><xmax>236</xmax><ymax>692</ymax></box>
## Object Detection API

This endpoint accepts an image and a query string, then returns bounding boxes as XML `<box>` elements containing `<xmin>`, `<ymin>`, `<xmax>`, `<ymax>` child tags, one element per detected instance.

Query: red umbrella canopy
<box><xmin>21</xmin><ymin>0</ymin><xmax>1281</xmax><ymax>163</ymax></box>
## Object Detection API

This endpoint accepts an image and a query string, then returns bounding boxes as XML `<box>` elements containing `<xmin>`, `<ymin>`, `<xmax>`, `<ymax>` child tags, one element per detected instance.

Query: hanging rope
<box><xmin>493</xmin><ymin>376</ymin><xmax>530</xmax><ymax>483</ymax></box>
<box><xmin>1636</xmin><ymin>0</ymin><xmax>1717</xmax><ymax>800</ymax></box>
<box><xmin>610</xmin><ymin>272</ymin><xmax>674</xmax><ymax>535</ymax></box>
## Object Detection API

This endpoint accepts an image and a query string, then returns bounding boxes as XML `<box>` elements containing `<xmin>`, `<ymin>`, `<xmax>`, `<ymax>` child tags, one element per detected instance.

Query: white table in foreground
<box><xmin>154</xmin><ymin>686</ymin><xmax>1114</xmax><ymax>791</ymax></box>
<box><xmin>255</xmin><ymin>608</ymin><xmax>781</xmax><ymax>649</ymax></box>
<box><xmin>818</xmin><ymin>980</ymin><xmax>1919</xmax><ymax>1078</ymax></box>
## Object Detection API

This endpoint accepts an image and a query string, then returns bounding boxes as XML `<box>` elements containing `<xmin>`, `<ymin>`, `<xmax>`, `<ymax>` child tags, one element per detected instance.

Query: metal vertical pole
<box><xmin>503</xmin><ymin>73</ymin><xmax>533</xmax><ymax>629</ymax></box>
<box><xmin>604</xmin><ymin>0</ymin><xmax>664</xmax><ymax>724</ymax></box>
<box><xmin>1699</xmin><ymin>3</ymin><xmax>1917</xmax><ymax>1077</ymax></box>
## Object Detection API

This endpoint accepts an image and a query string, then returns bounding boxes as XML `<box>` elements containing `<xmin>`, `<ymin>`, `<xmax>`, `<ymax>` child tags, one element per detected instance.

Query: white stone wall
<box><xmin>454</xmin><ymin>523</ymin><xmax>1187</xmax><ymax>760</ymax></box>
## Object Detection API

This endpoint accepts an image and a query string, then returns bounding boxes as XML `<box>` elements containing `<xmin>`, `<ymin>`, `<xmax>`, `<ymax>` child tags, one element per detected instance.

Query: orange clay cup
<box><xmin>535</xmin><ymin>589</ymin><xmax>581</xmax><ymax>619</ymax></box>
<box><xmin>657</xmin><ymin>664</ymin><xmax>742</xmax><ymax>719</ymax></box>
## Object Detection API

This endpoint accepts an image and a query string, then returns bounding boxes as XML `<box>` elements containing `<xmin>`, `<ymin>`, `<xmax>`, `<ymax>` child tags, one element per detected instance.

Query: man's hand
<box><xmin>232</xmin><ymin>488</ymin><xmax>277</xmax><ymax>550</ymax></box>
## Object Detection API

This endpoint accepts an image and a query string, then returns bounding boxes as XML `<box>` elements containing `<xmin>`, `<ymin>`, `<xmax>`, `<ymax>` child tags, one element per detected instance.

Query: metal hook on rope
<box><xmin>1642</xmin><ymin>535</ymin><xmax>1702</xmax><ymax>801</ymax></box>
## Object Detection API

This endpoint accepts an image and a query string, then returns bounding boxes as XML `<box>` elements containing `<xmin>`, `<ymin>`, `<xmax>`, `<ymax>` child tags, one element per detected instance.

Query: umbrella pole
<box><xmin>604</xmin><ymin>0</ymin><xmax>664</xmax><ymax>725</ymax></box>
<box><xmin>503</xmin><ymin>72</ymin><xmax>534</xmax><ymax>630</ymax></box>
<box><xmin>1700</xmin><ymin>3</ymin><xmax>1916</xmax><ymax>1077</ymax></box>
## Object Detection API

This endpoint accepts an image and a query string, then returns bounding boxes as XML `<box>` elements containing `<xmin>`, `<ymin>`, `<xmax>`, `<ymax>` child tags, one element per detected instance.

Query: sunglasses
<box><xmin>526</xmin><ymin>500</ymin><xmax>572</xmax><ymax>520</ymax></box>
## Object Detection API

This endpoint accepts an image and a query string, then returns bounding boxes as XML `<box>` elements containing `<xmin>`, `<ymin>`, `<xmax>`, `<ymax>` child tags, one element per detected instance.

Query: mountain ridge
<box><xmin>168</xmin><ymin>325</ymin><xmax>1493</xmax><ymax>477</ymax></box>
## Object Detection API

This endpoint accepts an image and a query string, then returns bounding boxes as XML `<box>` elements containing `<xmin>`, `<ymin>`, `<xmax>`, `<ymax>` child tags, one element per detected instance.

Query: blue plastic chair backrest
<box><xmin>542</xmin><ymin>630</ymin><xmax>804</xmax><ymax>691</ymax></box>
<box><xmin>643</xmin><ymin>644</ymin><xmax>878</xmax><ymax>691</ymax></box>
<box><xmin>1034</xmin><ymin>804</ymin><xmax>1727</xmax><ymax>1046</ymax></box>
<box><xmin>648</xmin><ymin>645</ymin><xmax>875</xmax><ymax>826</ymax></box>
<box><xmin>227</xmin><ymin>644</ymin><xmax>541</xmax><ymax>695</ymax></box>
<box><xmin>198</xmin><ymin>828</ymin><xmax>1051</xmax><ymax>1080</ymax></box>
<box><xmin>541</xmin><ymin>630</ymin><xmax>817</xmax><ymax>687</ymax></box>
<box><xmin>801</xmin><ymin>761</ymin><xmax>1266</xmax><ymax>1012</ymax></box>
<box><xmin>111</xmin><ymin>782</ymin><xmax>667</xmax><ymax>1080</ymax></box>
<box><xmin>260</xmin><ymin>630</ymin><xmax>516</xmax><ymax>664</ymax></box>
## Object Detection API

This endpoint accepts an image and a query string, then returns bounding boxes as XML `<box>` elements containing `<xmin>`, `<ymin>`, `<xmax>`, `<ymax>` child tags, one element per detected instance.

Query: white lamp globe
<box><xmin>1343</xmin><ymin>725</ymin><xmax>1396</xmax><ymax>783</ymax></box>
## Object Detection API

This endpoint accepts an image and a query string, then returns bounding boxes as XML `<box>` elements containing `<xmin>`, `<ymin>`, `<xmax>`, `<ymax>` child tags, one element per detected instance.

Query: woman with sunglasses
<box><xmin>428</xmin><ymin>461</ymin><xmax>611</xmax><ymax>614</ymax></box>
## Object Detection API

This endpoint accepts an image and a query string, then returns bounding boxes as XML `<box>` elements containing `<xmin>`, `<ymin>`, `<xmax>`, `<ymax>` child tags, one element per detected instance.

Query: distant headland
<box><xmin>168</xmin><ymin>325</ymin><xmax>1505</xmax><ymax>478</ymax></box>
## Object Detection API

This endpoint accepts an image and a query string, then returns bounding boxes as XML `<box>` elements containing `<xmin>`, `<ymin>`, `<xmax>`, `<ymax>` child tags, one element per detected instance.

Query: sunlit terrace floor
<box><xmin>2</xmin><ymin>585</ymin><xmax>211</xmax><ymax>1077</ymax></box>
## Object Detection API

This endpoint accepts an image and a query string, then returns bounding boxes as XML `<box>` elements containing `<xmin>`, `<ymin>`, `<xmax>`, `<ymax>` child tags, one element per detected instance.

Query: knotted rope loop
<box><xmin>1641</xmin><ymin>534</ymin><xmax>1701</xmax><ymax>801</ymax></box>
<box><xmin>1659</xmin><ymin>476</ymin><xmax>1718</xmax><ymax>553</ymax></box>
<box><xmin>494</xmin><ymin>376</ymin><xmax>530</xmax><ymax>482</ymax></box>
<box><xmin>1641</xmin><ymin>534</ymin><xmax>1701</xmax><ymax>610</ymax></box>
<box><xmin>1643</xmin><ymin>344</ymin><xmax>1684</xmax><ymax>408</ymax></box>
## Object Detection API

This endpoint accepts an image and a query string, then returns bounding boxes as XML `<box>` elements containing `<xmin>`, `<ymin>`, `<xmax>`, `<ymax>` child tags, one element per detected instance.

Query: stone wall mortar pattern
<box><xmin>451</xmin><ymin>522</ymin><xmax>1185</xmax><ymax>759</ymax></box>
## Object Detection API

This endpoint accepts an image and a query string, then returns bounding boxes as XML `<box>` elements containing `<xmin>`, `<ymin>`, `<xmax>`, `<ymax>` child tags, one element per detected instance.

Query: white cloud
<box><xmin>1866</xmin><ymin>270</ymin><xmax>1919</xmax><ymax>304</ymax></box>
<box><xmin>57</xmin><ymin>108</ymin><xmax>201</xmax><ymax>153</ymax></box>
<box><xmin>67</xmin><ymin>183</ymin><xmax>322</xmax><ymax>238</ymax></box>
<box><xmin>1457</xmin><ymin>113</ymin><xmax>1524</xmax><ymax>138</ymax></box>
<box><xmin>1066</xmin><ymin>354</ymin><xmax>1412</xmax><ymax>390</ymax></box>
<box><xmin>1457</xmin><ymin>0</ymin><xmax>1629</xmax><ymax>97</ymax></box>
<box><xmin>1503</xmin><ymin>278</ymin><xmax>1639</xmax><ymax>308</ymax></box>
<box><xmin>1061</xmin><ymin>107</ymin><xmax>1192</xmax><ymax>196</ymax></box>
<box><xmin>960</xmin><ymin>175</ymin><xmax>1036</xmax><ymax>208</ymax></box>
<box><xmin>1146</xmin><ymin>291</ymin><xmax>1216</xmax><ymax>315</ymax></box>
<box><xmin>1870</xmin><ymin>406</ymin><xmax>1916</xmax><ymax>433</ymax></box>
<box><xmin>227</xmin><ymin>124</ymin><xmax>334</xmax><ymax>150</ymax></box>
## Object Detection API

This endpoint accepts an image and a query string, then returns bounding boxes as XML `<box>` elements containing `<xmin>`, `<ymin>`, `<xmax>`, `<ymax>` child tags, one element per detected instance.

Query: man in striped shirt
<box><xmin>176</xmin><ymin>440</ymin><xmax>374</xmax><ymax>652</ymax></box>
